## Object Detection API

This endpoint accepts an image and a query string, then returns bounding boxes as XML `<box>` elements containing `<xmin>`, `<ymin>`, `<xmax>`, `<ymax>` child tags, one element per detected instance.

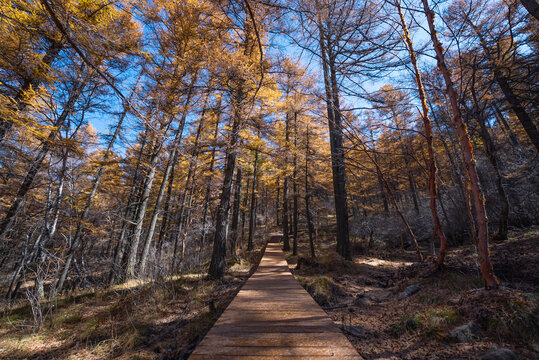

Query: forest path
<box><xmin>189</xmin><ymin>237</ymin><xmax>362</xmax><ymax>360</ymax></box>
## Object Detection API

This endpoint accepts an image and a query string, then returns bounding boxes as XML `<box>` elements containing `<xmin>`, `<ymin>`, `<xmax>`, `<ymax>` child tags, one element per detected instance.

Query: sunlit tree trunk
<box><xmin>241</xmin><ymin>177</ymin><xmax>250</xmax><ymax>247</ymax></box>
<box><xmin>422</xmin><ymin>0</ymin><xmax>498</xmax><ymax>287</ymax></box>
<box><xmin>6</xmin><ymin>155</ymin><xmax>66</xmax><ymax>299</ymax></box>
<box><xmin>200</xmin><ymin>99</ymin><xmax>222</xmax><ymax>248</ymax></box>
<box><xmin>123</xmin><ymin>121</ymin><xmax>172</xmax><ymax>280</ymax></box>
<box><xmin>395</xmin><ymin>0</ymin><xmax>448</xmax><ymax>265</ymax></box>
<box><xmin>109</xmin><ymin>131</ymin><xmax>148</xmax><ymax>286</ymax></box>
<box><xmin>156</xmin><ymin>153</ymin><xmax>176</xmax><ymax>260</ymax></box>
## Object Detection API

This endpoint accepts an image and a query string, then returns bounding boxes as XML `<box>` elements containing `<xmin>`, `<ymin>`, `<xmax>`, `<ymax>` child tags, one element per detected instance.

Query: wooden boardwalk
<box><xmin>189</xmin><ymin>238</ymin><xmax>362</xmax><ymax>359</ymax></box>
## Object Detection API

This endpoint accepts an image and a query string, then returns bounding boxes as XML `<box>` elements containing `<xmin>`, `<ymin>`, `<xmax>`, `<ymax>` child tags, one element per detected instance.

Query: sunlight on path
<box><xmin>189</xmin><ymin>238</ymin><xmax>362</xmax><ymax>359</ymax></box>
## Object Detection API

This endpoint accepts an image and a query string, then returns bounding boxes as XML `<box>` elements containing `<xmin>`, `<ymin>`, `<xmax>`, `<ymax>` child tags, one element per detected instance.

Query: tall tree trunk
<box><xmin>6</xmin><ymin>155</ymin><xmax>66</xmax><ymax>300</ymax></box>
<box><xmin>176</xmin><ymin>157</ymin><xmax>201</xmax><ymax>271</ymax></box>
<box><xmin>248</xmin><ymin>149</ymin><xmax>259</xmax><ymax>251</ymax></box>
<box><xmin>368</xmin><ymin>148</ymin><xmax>423</xmax><ymax>261</ymax></box>
<box><xmin>208</xmin><ymin>86</ymin><xmax>243</xmax><ymax>279</ymax></box>
<box><xmin>430</xmin><ymin>103</ymin><xmax>476</xmax><ymax>243</ymax></box>
<box><xmin>108</xmin><ymin>131</ymin><xmax>148</xmax><ymax>286</ymax></box>
<box><xmin>470</xmin><ymin>67</ymin><xmax>509</xmax><ymax>241</ymax></box>
<box><xmin>318</xmin><ymin>20</ymin><xmax>351</xmax><ymax>260</ymax></box>
<box><xmin>229</xmin><ymin>168</ymin><xmax>243</xmax><ymax>257</ymax></box>
<box><xmin>55</xmin><ymin>82</ymin><xmax>138</xmax><ymax>292</ymax></box>
<box><xmin>138</xmin><ymin>132</ymin><xmax>181</xmax><ymax>276</ymax></box>
<box><xmin>156</xmin><ymin>153</ymin><xmax>176</xmax><ymax>260</ymax></box>
<box><xmin>292</xmin><ymin>113</ymin><xmax>299</xmax><ymax>256</ymax></box>
<box><xmin>422</xmin><ymin>0</ymin><xmax>498</xmax><ymax>287</ymax></box>
<box><xmin>241</xmin><ymin>177</ymin><xmax>250</xmax><ymax>247</ymax></box>
<box><xmin>282</xmin><ymin>113</ymin><xmax>291</xmax><ymax>252</ymax></box>
<box><xmin>492</xmin><ymin>104</ymin><xmax>520</xmax><ymax>149</ymax></box>
<box><xmin>404</xmin><ymin>156</ymin><xmax>420</xmax><ymax>214</ymax></box>
<box><xmin>370</xmin><ymin>127</ymin><xmax>389</xmax><ymax>215</ymax></box>
<box><xmin>123</xmin><ymin>123</ymin><xmax>171</xmax><ymax>280</ymax></box>
<box><xmin>395</xmin><ymin>0</ymin><xmax>448</xmax><ymax>265</ymax></box>
<box><xmin>465</xmin><ymin>17</ymin><xmax>539</xmax><ymax>152</ymax></box>
<box><xmin>276</xmin><ymin>177</ymin><xmax>281</xmax><ymax>227</ymax></box>
<box><xmin>140</xmin><ymin>85</ymin><xmax>202</xmax><ymax>275</ymax></box>
<box><xmin>172</xmin><ymin>149</ymin><xmax>197</xmax><ymax>271</ymax></box>
<box><xmin>200</xmin><ymin>98</ymin><xmax>222</xmax><ymax>248</ymax></box>
<box><xmin>305</xmin><ymin>125</ymin><xmax>316</xmax><ymax>258</ymax></box>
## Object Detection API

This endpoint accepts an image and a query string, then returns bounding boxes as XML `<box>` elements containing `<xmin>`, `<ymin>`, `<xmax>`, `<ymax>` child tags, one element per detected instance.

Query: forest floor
<box><xmin>287</xmin><ymin>226</ymin><xmax>539</xmax><ymax>360</ymax></box>
<box><xmin>1</xmin><ymin>228</ymin><xmax>537</xmax><ymax>360</ymax></box>
<box><xmin>0</xmin><ymin>239</ymin><xmax>267</xmax><ymax>360</ymax></box>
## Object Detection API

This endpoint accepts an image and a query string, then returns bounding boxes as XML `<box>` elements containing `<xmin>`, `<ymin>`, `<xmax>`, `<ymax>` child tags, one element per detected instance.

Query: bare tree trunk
<box><xmin>6</xmin><ymin>154</ymin><xmax>66</xmax><ymax>300</ymax></box>
<box><xmin>375</xmin><ymin>158</ymin><xmax>423</xmax><ymax>262</ymax></box>
<box><xmin>138</xmin><ymin>131</ymin><xmax>181</xmax><ymax>275</ymax></box>
<box><xmin>395</xmin><ymin>0</ymin><xmax>448</xmax><ymax>265</ymax></box>
<box><xmin>241</xmin><ymin>177</ymin><xmax>250</xmax><ymax>247</ymax></box>
<box><xmin>430</xmin><ymin>103</ymin><xmax>476</xmax><ymax>244</ymax></box>
<box><xmin>172</xmin><ymin>150</ymin><xmax>197</xmax><ymax>270</ymax></box>
<box><xmin>124</xmin><ymin>123</ymin><xmax>171</xmax><ymax>280</ymax></box>
<box><xmin>369</xmin><ymin>126</ymin><xmax>390</xmax><ymax>215</ymax></box>
<box><xmin>422</xmin><ymin>0</ymin><xmax>498</xmax><ymax>287</ymax></box>
<box><xmin>176</xmin><ymin>159</ymin><xmax>201</xmax><ymax>271</ymax></box>
<box><xmin>156</xmin><ymin>153</ymin><xmax>176</xmax><ymax>259</ymax></box>
<box><xmin>346</xmin><ymin>127</ymin><xmax>424</xmax><ymax>261</ymax></box>
<box><xmin>276</xmin><ymin>178</ymin><xmax>281</xmax><ymax>227</ymax></box>
<box><xmin>492</xmin><ymin>104</ymin><xmax>520</xmax><ymax>149</ymax></box>
<box><xmin>405</xmin><ymin>156</ymin><xmax>420</xmax><ymax>214</ymax></box>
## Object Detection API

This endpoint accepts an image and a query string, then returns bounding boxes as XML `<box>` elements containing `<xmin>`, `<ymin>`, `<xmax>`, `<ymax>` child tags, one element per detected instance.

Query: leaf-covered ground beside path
<box><xmin>288</xmin><ymin>226</ymin><xmax>539</xmax><ymax>360</ymax></box>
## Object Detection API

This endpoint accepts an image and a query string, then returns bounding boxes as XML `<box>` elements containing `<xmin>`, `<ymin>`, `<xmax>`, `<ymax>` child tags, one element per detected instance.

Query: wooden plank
<box><xmin>189</xmin><ymin>242</ymin><xmax>362</xmax><ymax>359</ymax></box>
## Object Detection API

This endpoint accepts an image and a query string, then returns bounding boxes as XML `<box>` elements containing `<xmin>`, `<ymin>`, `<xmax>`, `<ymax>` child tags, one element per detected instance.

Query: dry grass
<box><xmin>0</xmin><ymin>242</ymin><xmax>266</xmax><ymax>360</ymax></box>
